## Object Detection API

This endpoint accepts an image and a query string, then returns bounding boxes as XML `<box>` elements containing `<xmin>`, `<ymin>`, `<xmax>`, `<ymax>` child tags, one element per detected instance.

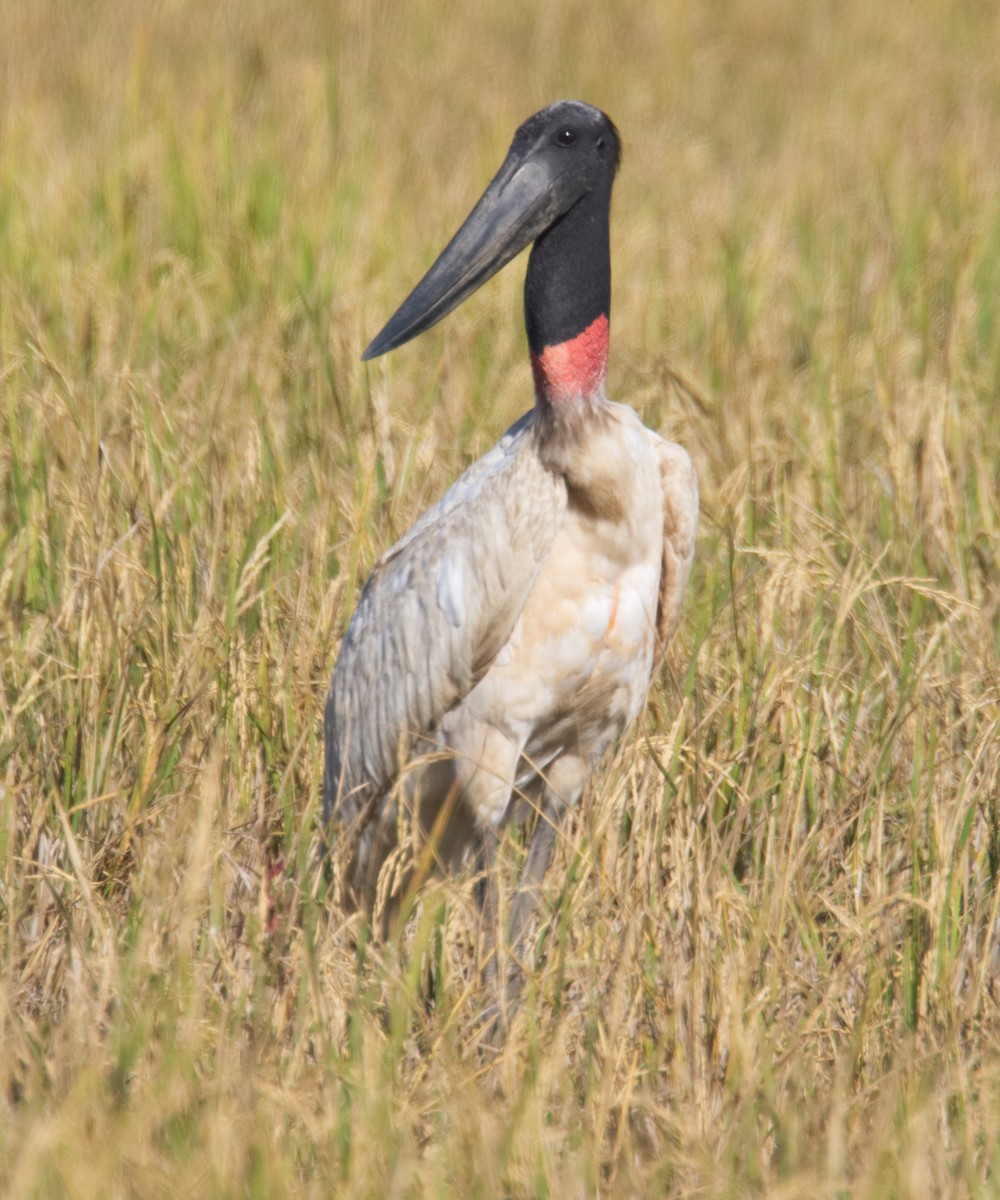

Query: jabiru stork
<box><xmin>324</xmin><ymin>101</ymin><xmax>698</xmax><ymax>1000</ymax></box>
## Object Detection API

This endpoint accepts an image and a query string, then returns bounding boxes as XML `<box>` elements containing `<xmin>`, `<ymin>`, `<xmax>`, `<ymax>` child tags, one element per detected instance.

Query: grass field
<box><xmin>3</xmin><ymin>0</ymin><xmax>1000</xmax><ymax>1195</ymax></box>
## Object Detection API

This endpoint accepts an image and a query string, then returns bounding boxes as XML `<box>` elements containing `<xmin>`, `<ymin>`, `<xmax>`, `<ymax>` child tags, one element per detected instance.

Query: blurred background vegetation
<box><xmin>2</xmin><ymin>0</ymin><xmax>1000</xmax><ymax>1195</ymax></box>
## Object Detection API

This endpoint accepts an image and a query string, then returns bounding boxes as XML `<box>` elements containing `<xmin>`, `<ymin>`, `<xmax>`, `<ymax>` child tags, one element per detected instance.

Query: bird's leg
<box><xmin>505</xmin><ymin>796</ymin><xmax>564</xmax><ymax>1006</ymax></box>
<box><xmin>475</xmin><ymin>825</ymin><xmax>503</xmax><ymax>1022</ymax></box>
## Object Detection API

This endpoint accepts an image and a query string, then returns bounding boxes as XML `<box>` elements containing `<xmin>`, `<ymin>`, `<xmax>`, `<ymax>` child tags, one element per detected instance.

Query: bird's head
<box><xmin>362</xmin><ymin>101</ymin><xmax>621</xmax><ymax>361</ymax></box>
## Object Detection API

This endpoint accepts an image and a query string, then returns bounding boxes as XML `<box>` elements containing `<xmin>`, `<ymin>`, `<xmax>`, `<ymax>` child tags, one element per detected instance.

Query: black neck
<box><xmin>524</xmin><ymin>181</ymin><xmax>612</xmax><ymax>354</ymax></box>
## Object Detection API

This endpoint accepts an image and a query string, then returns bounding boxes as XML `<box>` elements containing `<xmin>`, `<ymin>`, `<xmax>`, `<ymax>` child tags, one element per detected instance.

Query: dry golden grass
<box><xmin>3</xmin><ymin>0</ymin><xmax>1000</xmax><ymax>1195</ymax></box>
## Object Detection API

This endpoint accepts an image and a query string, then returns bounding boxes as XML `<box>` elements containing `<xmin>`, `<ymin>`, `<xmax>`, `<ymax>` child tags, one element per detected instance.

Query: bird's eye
<box><xmin>556</xmin><ymin>128</ymin><xmax>577</xmax><ymax>147</ymax></box>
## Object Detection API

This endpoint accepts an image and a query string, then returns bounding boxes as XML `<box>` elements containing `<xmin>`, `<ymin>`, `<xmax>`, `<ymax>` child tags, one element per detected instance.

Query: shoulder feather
<box><xmin>655</xmin><ymin>440</ymin><xmax>698</xmax><ymax>644</ymax></box>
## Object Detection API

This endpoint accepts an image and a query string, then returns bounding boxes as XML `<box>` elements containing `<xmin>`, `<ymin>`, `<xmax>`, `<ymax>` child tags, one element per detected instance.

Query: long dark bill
<box><xmin>362</xmin><ymin>152</ymin><xmax>568</xmax><ymax>361</ymax></box>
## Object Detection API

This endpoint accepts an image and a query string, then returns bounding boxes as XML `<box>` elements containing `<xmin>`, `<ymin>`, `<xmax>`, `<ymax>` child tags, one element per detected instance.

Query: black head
<box><xmin>362</xmin><ymin>101</ymin><xmax>623</xmax><ymax>360</ymax></box>
<box><xmin>506</xmin><ymin>100</ymin><xmax>622</xmax><ymax>202</ymax></box>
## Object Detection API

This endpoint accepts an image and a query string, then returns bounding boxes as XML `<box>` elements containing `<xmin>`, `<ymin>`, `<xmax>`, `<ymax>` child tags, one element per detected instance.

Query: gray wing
<box><xmin>324</xmin><ymin>412</ymin><xmax>566</xmax><ymax>828</ymax></box>
<box><xmin>654</xmin><ymin>440</ymin><xmax>699</xmax><ymax>644</ymax></box>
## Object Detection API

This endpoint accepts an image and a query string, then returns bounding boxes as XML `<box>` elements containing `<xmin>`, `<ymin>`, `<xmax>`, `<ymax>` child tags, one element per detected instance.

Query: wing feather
<box><xmin>654</xmin><ymin>440</ymin><xmax>699</xmax><ymax>644</ymax></box>
<box><xmin>324</xmin><ymin>412</ymin><xmax>566</xmax><ymax>828</ymax></box>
